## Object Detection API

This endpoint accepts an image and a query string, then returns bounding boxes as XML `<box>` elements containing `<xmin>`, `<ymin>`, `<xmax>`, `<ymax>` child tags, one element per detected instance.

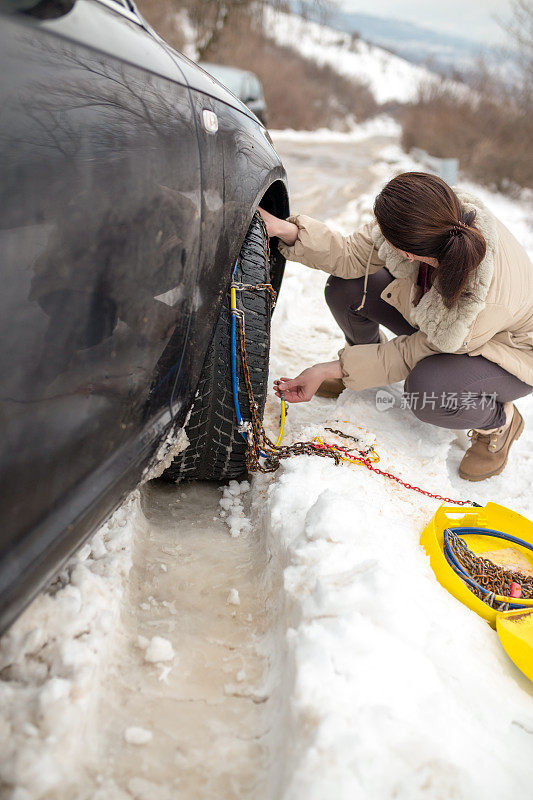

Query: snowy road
<box><xmin>270</xmin><ymin>131</ymin><xmax>396</xmax><ymax>220</ymax></box>
<box><xmin>2</xmin><ymin>127</ymin><xmax>533</xmax><ymax>799</ymax></box>
<box><xmin>91</xmin><ymin>481</ymin><xmax>286</xmax><ymax>800</ymax></box>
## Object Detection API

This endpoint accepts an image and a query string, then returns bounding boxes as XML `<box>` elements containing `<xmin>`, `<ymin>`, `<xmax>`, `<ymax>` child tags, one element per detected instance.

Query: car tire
<box><xmin>163</xmin><ymin>213</ymin><xmax>272</xmax><ymax>482</ymax></box>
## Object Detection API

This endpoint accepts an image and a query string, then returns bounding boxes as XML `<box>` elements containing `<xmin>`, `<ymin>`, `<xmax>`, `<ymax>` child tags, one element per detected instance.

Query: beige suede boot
<box><xmin>459</xmin><ymin>405</ymin><xmax>524</xmax><ymax>481</ymax></box>
<box><xmin>316</xmin><ymin>378</ymin><xmax>345</xmax><ymax>399</ymax></box>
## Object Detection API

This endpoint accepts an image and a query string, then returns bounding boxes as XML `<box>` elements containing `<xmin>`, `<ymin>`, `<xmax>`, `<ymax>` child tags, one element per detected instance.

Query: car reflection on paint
<box><xmin>0</xmin><ymin>0</ymin><xmax>288</xmax><ymax>633</ymax></box>
<box><xmin>199</xmin><ymin>62</ymin><xmax>268</xmax><ymax>126</ymax></box>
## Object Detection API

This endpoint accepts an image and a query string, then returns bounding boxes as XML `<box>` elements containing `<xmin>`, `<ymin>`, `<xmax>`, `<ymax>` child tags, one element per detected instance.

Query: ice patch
<box><xmin>141</xmin><ymin>423</ymin><xmax>190</xmax><ymax>483</ymax></box>
<box><xmin>227</xmin><ymin>588</ymin><xmax>240</xmax><ymax>606</ymax></box>
<box><xmin>219</xmin><ymin>480</ymin><xmax>251</xmax><ymax>538</ymax></box>
<box><xmin>144</xmin><ymin>636</ymin><xmax>175</xmax><ymax>664</ymax></box>
<box><xmin>124</xmin><ymin>726</ymin><xmax>153</xmax><ymax>745</ymax></box>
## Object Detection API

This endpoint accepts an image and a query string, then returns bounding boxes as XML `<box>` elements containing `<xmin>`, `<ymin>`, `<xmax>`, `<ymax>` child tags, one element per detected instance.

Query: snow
<box><xmin>0</xmin><ymin>493</ymin><xmax>142</xmax><ymax>798</ymax></box>
<box><xmin>124</xmin><ymin>726</ymin><xmax>153</xmax><ymax>745</ymax></box>
<box><xmin>143</xmin><ymin>636</ymin><xmax>175</xmax><ymax>663</ymax></box>
<box><xmin>227</xmin><ymin>588</ymin><xmax>241</xmax><ymax>606</ymax></box>
<box><xmin>263</xmin><ymin>7</ymin><xmax>438</xmax><ymax>104</ymax></box>
<box><xmin>256</xmin><ymin>454</ymin><xmax>533</xmax><ymax>798</ymax></box>
<box><xmin>141</xmin><ymin>422</ymin><xmax>189</xmax><ymax>483</ymax></box>
<box><xmin>1</xmin><ymin>116</ymin><xmax>533</xmax><ymax>797</ymax></box>
<box><xmin>127</xmin><ymin>776</ymin><xmax>174</xmax><ymax>800</ymax></box>
<box><xmin>270</xmin><ymin>115</ymin><xmax>401</xmax><ymax>142</ymax></box>
<box><xmin>461</xmin><ymin>182</ymin><xmax>533</xmax><ymax>258</ymax></box>
<box><xmin>219</xmin><ymin>479</ymin><xmax>252</xmax><ymax>537</ymax></box>
<box><xmin>256</xmin><ymin>127</ymin><xmax>533</xmax><ymax>798</ymax></box>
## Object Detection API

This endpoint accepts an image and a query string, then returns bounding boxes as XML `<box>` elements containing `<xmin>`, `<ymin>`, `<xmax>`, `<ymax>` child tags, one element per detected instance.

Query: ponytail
<box><xmin>434</xmin><ymin>210</ymin><xmax>486</xmax><ymax>307</ymax></box>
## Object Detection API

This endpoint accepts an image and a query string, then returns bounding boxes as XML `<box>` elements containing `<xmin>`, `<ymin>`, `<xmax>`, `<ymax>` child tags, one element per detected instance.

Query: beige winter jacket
<box><xmin>278</xmin><ymin>190</ymin><xmax>533</xmax><ymax>392</ymax></box>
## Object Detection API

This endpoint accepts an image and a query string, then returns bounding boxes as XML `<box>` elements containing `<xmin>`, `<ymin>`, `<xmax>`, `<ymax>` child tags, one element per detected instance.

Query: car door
<box><xmin>0</xmin><ymin>0</ymin><xmax>202</xmax><ymax>626</ymax></box>
<box><xmin>152</xmin><ymin>49</ymin><xmax>285</xmax><ymax>397</ymax></box>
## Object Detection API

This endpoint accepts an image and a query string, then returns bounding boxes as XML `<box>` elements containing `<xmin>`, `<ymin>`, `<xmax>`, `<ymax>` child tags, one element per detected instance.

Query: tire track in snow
<box><xmin>84</xmin><ymin>480</ymin><xmax>287</xmax><ymax>800</ymax></box>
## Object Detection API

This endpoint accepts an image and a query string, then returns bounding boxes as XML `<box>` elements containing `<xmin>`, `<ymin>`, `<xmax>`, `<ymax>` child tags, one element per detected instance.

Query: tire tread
<box><xmin>163</xmin><ymin>215</ymin><xmax>271</xmax><ymax>482</ymax></box>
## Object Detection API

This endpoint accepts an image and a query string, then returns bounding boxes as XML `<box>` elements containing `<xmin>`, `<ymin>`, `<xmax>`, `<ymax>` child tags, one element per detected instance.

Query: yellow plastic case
<box><xmin>421</xmin><ymin>502</ymin><xmax>533</xmax><ymax>682</ymax></box>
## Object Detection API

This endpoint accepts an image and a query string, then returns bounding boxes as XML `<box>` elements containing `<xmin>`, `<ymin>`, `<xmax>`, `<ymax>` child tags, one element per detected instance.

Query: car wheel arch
<box><xmin>257</xmin><ymin>178</ymin><xmax>289</xmax><ymax>296</ymax></box>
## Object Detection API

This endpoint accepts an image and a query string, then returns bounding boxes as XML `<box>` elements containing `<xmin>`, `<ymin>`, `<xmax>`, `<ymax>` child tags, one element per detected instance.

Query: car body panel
<box><xmin>158</xmin><ymin>45</ymin><xmax>262</xmax><ymax>124</ymax></box>
<box><xmin>0</xmin><ymin>0</ymin><xmax>288</xmax><ymax>633</ymax></box>
<box><xmin>0</xmin><ymin>3</ymin><xmax>202</xmax><ymax>629</ymax></box>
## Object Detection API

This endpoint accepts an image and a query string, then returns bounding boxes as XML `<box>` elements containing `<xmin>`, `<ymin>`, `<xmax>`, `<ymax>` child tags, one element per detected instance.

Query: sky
<box><xmin>338</xmin><ymin>0</ymin><xmax>515</xmax><ymax>45</ymax></box>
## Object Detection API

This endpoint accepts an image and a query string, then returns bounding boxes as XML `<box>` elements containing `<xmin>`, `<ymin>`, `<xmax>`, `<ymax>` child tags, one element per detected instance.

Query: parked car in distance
<box><xmin>199</xmin><ymin>63</ymin><xmax>268</xmax><ymax>126</ymax></box>
<box><xmin>0</xmin><ymin>0</ymin><xmax>288</xmax><ymax>634</ymax></box>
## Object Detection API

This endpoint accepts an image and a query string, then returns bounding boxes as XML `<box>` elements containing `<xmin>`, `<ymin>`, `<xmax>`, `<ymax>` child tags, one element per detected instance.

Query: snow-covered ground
<box><xmin>270</xmin><ymin>115</ymin><xmax>402</xmax><ymax>142</ymax></box>
<box><xmin>0</xmin><ymin>494</ymin><xmax>143</xmax><ymax>797</ymax></box>
<box><xmin>263</xmin><ymin>7</ymin><xmax>439</xmax><ymax>104</ymax></box>
<box><xmin>258</xmin><ymin>128</ymin><xmax>533</xmax><ymax>799</ymax></box>
<box><xmin>1</xmin><ymin>120</ymin><xmax>533</xmax><ymax>798</ymax></box>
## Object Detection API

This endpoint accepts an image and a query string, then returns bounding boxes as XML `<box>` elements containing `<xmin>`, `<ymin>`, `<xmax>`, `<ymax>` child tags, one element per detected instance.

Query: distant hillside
<box><xmin>290</xmin><ymin>5</ymin><xmax>508</xmax><ymax>77</ymax></box>
<box><xmin>263</xmin><ymin>7</ymin><xmax>439</xmax><ymax>104</ymax></box>
<box><xmin>334</xmin><ymin>11</ymin><xmax>488</xmax><ymax>71</ymax></box>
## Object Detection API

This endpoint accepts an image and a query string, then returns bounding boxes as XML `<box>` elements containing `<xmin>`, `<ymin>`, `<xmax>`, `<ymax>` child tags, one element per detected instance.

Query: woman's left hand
<box><xmin>274</xmin><ymin>360</ymin><xmax>343</xmax><ymax>403</ymax></box>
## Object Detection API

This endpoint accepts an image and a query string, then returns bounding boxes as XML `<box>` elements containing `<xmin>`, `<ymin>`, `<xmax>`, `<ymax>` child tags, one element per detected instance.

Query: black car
<box><xmin>0</xmin><ymin>0</ymin><xmax>288</xmax><ymax>633</ymax></box>
<box><xmin>199</xmin><ymin>63</ymin><xmax>268</xmax><ymax>126</ymax></box>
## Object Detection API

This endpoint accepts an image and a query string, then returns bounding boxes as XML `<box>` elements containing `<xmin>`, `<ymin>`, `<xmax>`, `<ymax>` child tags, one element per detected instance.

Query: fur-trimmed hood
<box><xmin>370</xmin><ymin>189</ymin><xmax>499</xmax><ymax>352</ymax></box>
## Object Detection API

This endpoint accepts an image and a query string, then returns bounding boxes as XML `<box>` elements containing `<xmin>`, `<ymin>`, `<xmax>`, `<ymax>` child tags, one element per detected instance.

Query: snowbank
<box><xmin>0</xmin><ymin>493</ymin><xmax>142</xmax><ymax>798</ymax></box>
<box><xmin>259</xmin><ymin>133</ymin><xmax>533</xmax><ymax>798</ymax></box>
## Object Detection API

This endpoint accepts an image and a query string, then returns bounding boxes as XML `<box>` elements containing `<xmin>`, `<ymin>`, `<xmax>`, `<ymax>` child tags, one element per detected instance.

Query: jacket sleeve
<box><xmin>277</xmin><ymin>215</ymin><xmax>385</xmax><ymax>279</ymax></box>
<box><xmin>339</xmin><ymin>331</ymin><xmax>443</xmax><ymax>391</ymax></box>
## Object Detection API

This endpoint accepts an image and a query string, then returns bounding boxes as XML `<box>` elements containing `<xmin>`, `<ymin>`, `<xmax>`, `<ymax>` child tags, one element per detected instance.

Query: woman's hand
<box><xmin>274</xmin><ymin>360</ymin><xmax>343</xmax><ymax>403</ymax></box>
<box><xmin>258</xmin><ymin>207</ymin><xmax>298</xmax><ymax>246</ymax></box>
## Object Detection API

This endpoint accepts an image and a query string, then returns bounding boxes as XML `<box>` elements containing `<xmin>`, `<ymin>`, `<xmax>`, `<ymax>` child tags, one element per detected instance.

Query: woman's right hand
<box><xmin>258</xmin><ymin>207</ymin><xmax>298</xmax><ymax>246</ymax></box>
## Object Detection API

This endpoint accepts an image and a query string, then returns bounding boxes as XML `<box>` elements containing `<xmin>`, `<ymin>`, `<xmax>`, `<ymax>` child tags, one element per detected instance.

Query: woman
<box><xmin>259</xmin><ymin>172</ymin><xmax>533</xmax><ymax>482</ymax></box>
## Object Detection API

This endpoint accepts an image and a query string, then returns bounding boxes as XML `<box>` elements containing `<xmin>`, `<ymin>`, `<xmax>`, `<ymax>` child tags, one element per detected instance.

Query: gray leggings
<box><xmin>325</xmin><ymin>269</ymin><xmax>532</xmax><ymax>430</ymax></box>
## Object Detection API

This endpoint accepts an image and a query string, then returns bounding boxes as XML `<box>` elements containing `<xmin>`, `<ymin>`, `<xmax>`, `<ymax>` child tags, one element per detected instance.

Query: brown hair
<box><xmin>373</xmin><ymin>172</ymin><xmax>486</xmax><ymax>307</ymax></box>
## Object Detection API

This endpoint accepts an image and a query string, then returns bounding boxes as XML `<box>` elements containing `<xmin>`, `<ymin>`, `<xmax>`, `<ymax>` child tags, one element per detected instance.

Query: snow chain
<box><xmin>234</xmin><ymin>214</ymin><xmax>478</xmax><ymax>505</ymax></box>
<box><xmin>447</xmin><ymin>530</ymin><xmax>533</xmax><ymax>609</ymax></box>
<box><xmin>234</xmin><ymin>215</ymin><xmax>351</xmax><ymax>473</ymax></box>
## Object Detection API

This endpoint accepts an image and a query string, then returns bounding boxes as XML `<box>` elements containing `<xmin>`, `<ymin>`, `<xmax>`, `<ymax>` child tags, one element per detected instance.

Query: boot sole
<box><xmin>458</xmin><ymin>414</ymin><xmax>524</xmax><ymax>482</ymax></box>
